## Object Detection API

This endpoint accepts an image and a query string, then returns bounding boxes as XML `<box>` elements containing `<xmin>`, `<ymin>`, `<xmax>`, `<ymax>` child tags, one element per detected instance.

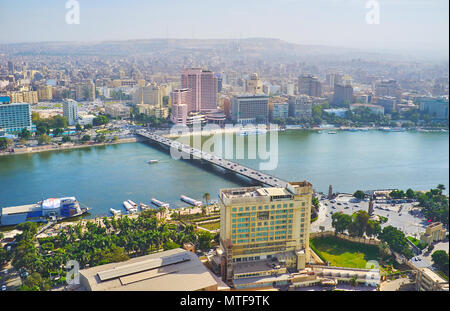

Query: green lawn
<box><xmin>310</xmin><ymin>236</ymin><xmax>379</xmax><ymax>269</ymax></box>
<box><xmin>198</xmin><ymin>221</ymin><xmax>220</xmax><ymax>231</ymax></box>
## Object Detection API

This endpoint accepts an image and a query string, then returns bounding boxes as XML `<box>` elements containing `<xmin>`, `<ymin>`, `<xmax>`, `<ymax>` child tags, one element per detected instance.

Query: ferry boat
<box><xmin>0</xmin><ymin>197</ymin><xmax>90</xmax><ymax>226</ymax></box>
<box><xmin>147</xmin><ymin>160</ymin><xmax>159</xmax><ymax>164</ymax></box>
<box><xmin>180</xmin><ymin>195</ymin><xmax>202</xmax><ymax>207</ymax></box>
<box><xmin>328</xmin><ymin>131</ymin><xmax>337</xmax><ymax>134</ymax></box>
<box><xmin>123</xmin><ymin>200</ymin><xmax>138</xmax><ymax>213</ymax></box>
<box><xmin>140</xmin><ymin>203</ymin><xmax>151</xmax><ymax>210</ymax></box>
<box><xmin>151</xmin><ymin>198</ymin><xmax>170</xmax><ymax>209</ymax></box>
<box><xmin>109</xmin><ymin>208</ymin><xmax>122</xmax><ymax>216</ymax></box>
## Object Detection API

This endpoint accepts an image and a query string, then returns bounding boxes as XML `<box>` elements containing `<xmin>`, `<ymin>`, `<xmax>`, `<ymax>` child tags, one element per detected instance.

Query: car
<box><xmin>1</xmin><ymin>285</ymin><xmax>6</xmax><ymax>291</ymax></box>
<box><xmin>337</xmin><ymin>202</ymin><xmax>342</xmax><ymax>205</ymax></box>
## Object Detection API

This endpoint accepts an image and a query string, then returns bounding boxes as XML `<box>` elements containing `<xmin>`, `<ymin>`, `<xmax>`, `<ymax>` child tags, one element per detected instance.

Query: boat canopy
<box><xmin>42</xmin><ymin>198</ymin><xmax>61</xmax><ymax>209</ymax></box>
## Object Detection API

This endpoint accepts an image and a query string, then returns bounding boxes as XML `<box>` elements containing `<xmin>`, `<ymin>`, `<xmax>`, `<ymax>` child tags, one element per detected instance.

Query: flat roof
<box><xmin>1</xmin><ymin>203</ymin><xmax>40</xmax><ymax>215</ymax></box>
<box><xmin>79</xmin><ymin>248</ymin><xmax>218</xmax><ymax>291</ymax></box>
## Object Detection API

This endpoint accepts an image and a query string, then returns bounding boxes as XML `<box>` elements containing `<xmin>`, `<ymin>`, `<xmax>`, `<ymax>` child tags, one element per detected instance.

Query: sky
<box><xmin>0</xmin><ymin>0</ymin><xmax>448</xmax><ymax>55</ymax></box>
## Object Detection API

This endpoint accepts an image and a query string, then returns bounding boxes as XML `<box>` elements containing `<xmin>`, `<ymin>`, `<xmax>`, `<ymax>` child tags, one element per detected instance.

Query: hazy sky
<box><xmin>0</xmin><ymin>0</ymin><xmax>448</xmax><ymax>54</ymax></box>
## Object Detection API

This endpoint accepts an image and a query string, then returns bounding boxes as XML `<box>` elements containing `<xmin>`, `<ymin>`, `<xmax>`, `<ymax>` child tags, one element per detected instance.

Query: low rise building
<box><xmin>416</xmin><ymin>267</ymin><xmax>449</xmax><ymax>291</ymax></box>
<box><xmin>350</xmin><ymin>103</ymin><xmax>384</xmax><ymax>115</ymax></box>
<box><xmin>78</xmin><ymin>248</ymin><xmax>220</xmax><ymax>291</ymax></box>
<box><xmin>420</xmin><ymin>222</ymin><xmax>447</xmax><ymax>245</ymax></box>
<box><xmin>105</xmin><ymin>104</ymin><xmax>130</xmax><ymax>119</ymax></box>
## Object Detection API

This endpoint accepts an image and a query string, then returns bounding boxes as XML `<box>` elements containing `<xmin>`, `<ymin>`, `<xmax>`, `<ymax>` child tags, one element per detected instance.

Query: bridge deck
<box><xmin>136</xmin><ymin>130</ymin><xmax>289</xmax><ymax>188</ymax></box>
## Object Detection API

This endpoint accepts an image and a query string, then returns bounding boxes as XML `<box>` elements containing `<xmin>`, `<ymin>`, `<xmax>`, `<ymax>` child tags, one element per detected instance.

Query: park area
<box><xmin>310</xmin><ymin>236</ymin><xmax>379</xmax><ymax>269</ymax></box>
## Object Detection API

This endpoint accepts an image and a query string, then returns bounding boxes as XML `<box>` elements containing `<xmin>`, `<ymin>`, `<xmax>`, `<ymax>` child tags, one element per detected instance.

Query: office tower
<box><xmin>417</xmin><ymin>97</ymin><xmax>449</xmax><ymax>120</ymax></box>
<box><xmin>38</xmin><ymin>85</ymin><xmax>53</xmax><ymax>101</ymax></box>
<box><xmin>7</xmin><ymin>61</ymin><xmax>14</xmax><ymax>74</ymax></box>
<box><xmin>333</xmin><ymin>84</ymin><xmax>353</xmax><ymax>107</ymax></box>
<box><xmin>326</xmin><ymin>73</ymin><xmax>342</xmax><ymax>89</ymax></box>
<box><xmin>375</xmin><ymin>96</ymin><xmax>397</xmax><ymax>114</ymax></box>
<box><xmin>181</xmin><ymin>68</ymin><xmax>218</xmax><ymax>112</ymax></box>
<box><xmin>170</xmin><ymin>89</ymin><xmax>191</xmax><ymax>125</ymax></box>
<box><xmin>231</xmin><ymin>94</ymin><xmax>269</xmax><ymax>124</ymax></box>
<box><xmin>298</xmin><ymin>75</ymin><xmax>322</xmax><ymax>97</ymax></box>
<box><xmin>63</xmin><ymin>99</ymin><xmax>78</xmax><ymax>126</ymax></box>
<box><xmin>219</xmin><ymin>182</ymin><xmax>314</xmax><ymax>284</ymax></box>
<box><xmin>245</xmin><ymin>73</ymin><xmax>263</xmax><ymax>94</ymax></box>
<box><xmin>133</xmin><ymin>83</ymin><xmax>163</xmax><ymax>107</ymax></box>
<box><xmin>0</xmin><ymin>97</ymin><xmax>34</xmax><ymax>133</ymax></box>
<box><xmin>288</xmin><ymin>95</ymin><xmax>312</xmax><ymax>119</ymax></box>
<box><xmin>375</xmin><ymin>79</ymin><xmax>402</xmax><ymax>104</ymax></box>
<box><xmin>272</xmin><ymin>102</ymin><xmax>289</xmax><ymax>120</ymax></box>
<box><xmin>216</xmin><ymin>73</ymin><xmax>223</xmax><ymax>93</ymax></box>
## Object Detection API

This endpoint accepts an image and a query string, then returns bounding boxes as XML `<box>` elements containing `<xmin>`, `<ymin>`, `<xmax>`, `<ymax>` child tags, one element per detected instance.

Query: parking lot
<box><xmin>311</xmin><ymin>194</ymin><xmax>428</xmax><ymax>237</ymax></box>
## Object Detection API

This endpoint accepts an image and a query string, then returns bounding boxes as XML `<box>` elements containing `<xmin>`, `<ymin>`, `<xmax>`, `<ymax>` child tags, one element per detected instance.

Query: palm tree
<box><xmin>203</xmin><ymin>193</ymin><xmax>210</xmax><ymax>207</ymax></box>
<box><xmin>437</xmin><ymin>184</ymin><xmax>445</xmax><ymax>194</ymax></box>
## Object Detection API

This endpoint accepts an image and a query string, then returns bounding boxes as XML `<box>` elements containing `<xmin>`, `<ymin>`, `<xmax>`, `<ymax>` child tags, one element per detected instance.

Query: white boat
<box><xmin>328</xmin><ymin>131</ymin><xmax>337</xmax><ymax>134</ymax></box>
<box><xmin>110</xmin><ymin>208</ymin><xmax>122</xmax><ymax>216</ymax></box>
<box><xmin>147</xmin><ymin>160</ymin><xmax>159</xmax><ymax>164</ymax></box>
<box><xmin>180</xmin><ymin>195</ymin><xmax>202</xmax><ymax>206</ymax></box>
<box><xmin>123</xmin><ymin>200</ymin><xmax>138</xmax><ymax>213</ymax></box>
<box><xmin>151</xmin><ymin>198</ymin><xmax>170</xmax><ymax>209</ymax></box>
<box><xmin>127</xmin><ymin>200</ymin><xmax>138</xmax><ymax>208</ymax></box>
<box><xmin>140</xmin><ymin>203</ymin><xmax>150</xmax><ymax>210</ymax></box>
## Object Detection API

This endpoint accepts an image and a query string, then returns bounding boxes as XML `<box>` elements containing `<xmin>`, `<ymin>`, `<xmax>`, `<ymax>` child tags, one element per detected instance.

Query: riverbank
<box><xmin>0</xmin><ymin>136</ymin><xmax>143</xmax><ymax>157</ymax></box>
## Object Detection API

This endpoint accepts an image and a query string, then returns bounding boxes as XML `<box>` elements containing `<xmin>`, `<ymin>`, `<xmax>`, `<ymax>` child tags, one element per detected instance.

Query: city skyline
<box><xmin>0</xmin><ymin>0</ymin><xmax>448</xmax><ymax>59</ymax></box>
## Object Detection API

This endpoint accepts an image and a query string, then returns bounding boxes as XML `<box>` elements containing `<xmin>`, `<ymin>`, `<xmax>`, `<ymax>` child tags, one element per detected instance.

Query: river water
<box><xmin>0</xmin><ymin>130</ymin><xmax>448</xmax><ymax>216</ymax></box>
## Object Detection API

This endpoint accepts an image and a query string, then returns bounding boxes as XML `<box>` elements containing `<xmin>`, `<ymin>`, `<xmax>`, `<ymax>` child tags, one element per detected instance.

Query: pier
<box><xmin>136</xmin><ymin>129</ymin><xmax>289</xmax><ymax>188</ymax></box>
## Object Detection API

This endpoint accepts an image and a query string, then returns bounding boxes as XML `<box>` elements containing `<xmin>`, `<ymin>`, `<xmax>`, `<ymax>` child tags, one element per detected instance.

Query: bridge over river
<box><xmin>136</xmin><ymin>129</ymin><xmax>289</xmax><ymax>188</ymax></box>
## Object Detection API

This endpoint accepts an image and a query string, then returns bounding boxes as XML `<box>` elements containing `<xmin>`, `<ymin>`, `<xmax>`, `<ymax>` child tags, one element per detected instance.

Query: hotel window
<box><xmin>258</xmin><ymin>206</ymin><xmax>263</xmax><ymax>210</ymax></box>
<box><xmin>239</xmin><ymin>207</ymin><xmax>243</xmax><ymax>211</ymax></box>
<box><xmin>283</xmin><ymin>204</ymin><xmax>287</xmax><ymax>208</ymax></box>
<box><xmin>301</xmin><ymin>213</ymin><xmax>305</xmax><ymax>217</ymax></box>
<box><xmin>302</xmin><ymin>202</ymin><xmax>305</xmax><ymax>206</ymax></box>
<box><xmin>245</xmin><ymin>207</ymin><xmax>250</xmax><ymax>211</ymax></box>
<box><xmin>289</xmin><ymin>209</ymin><xmax>293</xmax><ymax>213</ymax></box>
<box><xmin>289</xmin><ymin>203</ymin><xmax>293</xmax><ymax>207</ymax></box>
<box><xmin>277</xmin><ymin>204</ymin><xmax>281</xmax><ymax>208</ymax></box>
<box><xmin>252</xmin><ymin>206</ymin><xmax>256</xmax><ymax>210</ymax></box>
<box><xmin>232</xmin><ymin>208</ymin><xmax>237</xmax><ymax>212</ymax></box>
<box><xmin>232</xmin><ymin>219</ymin><xmax>236</xmax><ymax>223</ymax></box>
<box><xmin>265</xmin><ymin>206</ymin><xmax>269</xmax><ymax>210</ymax></box>
<box><xmin>301</xmin><ymin>218</ymin><xmax>304</xmax><ymax>222</ymax></box>
<box><xmin>232</xmin><ymin>214</ymin><xmax>236</xmax><ymax>217</ymax></box>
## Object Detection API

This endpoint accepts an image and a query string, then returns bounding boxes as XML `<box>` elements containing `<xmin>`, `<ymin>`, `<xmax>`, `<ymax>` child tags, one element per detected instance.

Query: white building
<box><xmin>63</xmin><ymin>99</ymin><xmax>78</xmax><ymax>126</ymax></box>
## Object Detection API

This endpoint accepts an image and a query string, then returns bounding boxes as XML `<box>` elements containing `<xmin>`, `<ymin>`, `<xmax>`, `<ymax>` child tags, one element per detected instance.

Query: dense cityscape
<box><xmin>0</xmin><ymin>0</ymin><xmax>448</xmax><ymax>297</ymax></box>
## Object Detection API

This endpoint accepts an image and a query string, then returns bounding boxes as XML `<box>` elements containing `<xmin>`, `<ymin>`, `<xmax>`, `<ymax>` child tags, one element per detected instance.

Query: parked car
<box><xmin>1</xmin><ymin>285</ymin><xmax>6</xmax><ymax>291</ymax></box>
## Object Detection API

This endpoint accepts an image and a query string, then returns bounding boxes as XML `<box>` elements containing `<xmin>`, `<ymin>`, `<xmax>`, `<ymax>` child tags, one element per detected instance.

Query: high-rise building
<box><xmin>181</xmin><ymin>68</ymin><xmax>218</xmax><ymax>112</ymax></box>
<box><xmin>375</xmin><ymin>79</ymin><xmax>402</xmax><ymax>104</ymax></box>
<box><xmin>0</xmin><ymin>97</ymin><xmax>34</xmax><ymax>133</ymax></box>
<box><xmin>63</xmin><ymin>99</ymin><xmax>79</xmax><ymax>126</ymax></box>
<box><xmin>245</xmin><ymin>73</ymin><xmax>263</xmax><ymax>94</ymax></box>
<box><xmin>288</xmin><ymin>95</ymin><xmax>312</xmax><ymax>119</ymax></box>
<box><xmin>170</xmin><ymin>89</ymin><xmax>191</xmax><ymax>125</ymax></box>
<box><xmin>417</xmin><ymin>97</ymin><xmax>449</xmax><ymax>120</ymax></box>
<box><xmin>7</xmin><ymin>61</ymin><xmax>14</xmax><ymax>74</ymax></box>
<box><xmin>219</xmin><ymin>181</ymin><xmax>313</xmax><ymax>284</ymax></box>
<box><xmin>272</xmin><ymin>102</ymin><xmax>289</xmax><ymax>120</ymax></box>
<box><xmin>38</xmin><ymin>85</ymin><xmax>53</xmax><ymax>101</ymax></box>
<box><xmin>298</xmin><ymin>75</ymin><xmax>322</xmax><ymax>97</ymax></box>
<box><xmin>132</xmin><ymin>83</ymin><xmax>163</xmax><ymax>107</ymax></box>
<box><xmin>375</xmin><ymin>96</ymin><xmax>397</xmax><ymax>114</ymax></box>
<box><xmin>333</xmin><ymin>84</ymin><xmax>353</xmax><ymax>107</ymax></box>
<box><xmin>231</xmin><ymin>94</ymin><xmax>269</xmax><ymax>124</ymax></box>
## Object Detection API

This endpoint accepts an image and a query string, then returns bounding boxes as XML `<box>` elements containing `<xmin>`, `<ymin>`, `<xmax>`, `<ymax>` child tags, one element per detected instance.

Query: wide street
<box><xmin>311</xmin><ymin>193</ymin><xmax>428</xmax><ymax>237</ymax></box>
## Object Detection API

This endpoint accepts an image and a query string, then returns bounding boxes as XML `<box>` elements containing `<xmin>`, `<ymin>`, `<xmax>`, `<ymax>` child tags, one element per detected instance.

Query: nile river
<box><xmin>0</xmin><ymin>130</ymin><xmax>448</xmax><ymax>216</ymax></box>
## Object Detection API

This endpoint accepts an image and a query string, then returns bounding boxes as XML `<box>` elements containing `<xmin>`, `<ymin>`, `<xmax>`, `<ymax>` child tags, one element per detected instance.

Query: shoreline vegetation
<box><xmin>0</xmin><ymin>137</ymin><xmax>141</xmax><ymax>157</ymax></box>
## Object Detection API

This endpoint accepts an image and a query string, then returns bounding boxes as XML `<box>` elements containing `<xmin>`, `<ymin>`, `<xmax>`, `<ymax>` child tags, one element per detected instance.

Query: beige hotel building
<box><xmin>219</xmin><ymin>181</ymin><xmax>313</xmax><ymax>285</ymax></box>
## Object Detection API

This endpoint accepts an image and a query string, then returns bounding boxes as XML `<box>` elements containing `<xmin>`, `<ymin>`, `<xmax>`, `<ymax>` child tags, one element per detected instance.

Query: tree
<box><xmin>378</xmin><ymin>242</ymin><xmax>392</xmax><ymax>260</ymax></box>
<box><xmin>19</xmin><ymin>272</ymin><xmax>50</xmax><ymax>291</ymax></box>
<box><xmin>19</xmin><ymin>128</ymin><xmax>31</xmax><ymax>140</ymax></box>
<box><xmin>353</xmin><ymin>190</ymin><xmax>365</xmax><ymax>200</ymax></box>
<box><xmin>75</xmin><ymin>124</ymin><xmax>83</xmax><ymax>132</ymax></box>
<box><xmin>405</xmin><ymin>188</ymin><xmax>415</xmax><ymax>199</ymax></box>
<box><xmin>94</xmin><ymin>134</ymin><xmax>106</xmax><ymax>143</ymax></box>
<box><xmin>366</xmin><ymin>220</ymin><xmax>381</xmax><ymax>237</ymax></box>
<box><xmin>431</xmin><ymin>250</ymin><xmax>449</xmax><ymax>275</ymax></box>
<box><xmin>0</xmin><ymin>137</ymin><xmax>13</xmax><ymax>150</ymax></box>
<box><xmin>437</xmin><ymin>184</ymin><xmax>446</xmax><ymax>195</ymax></box>
<box><xmin>52</xmin><ymin>128</ymin><xmax>64</xmax><ymax>137</ymax></box>
<box><xmin>93</xmin><ymin>115</ymin><xmax>109</xmax><ymax>126</ymax></box>
<box><xmin>196</xmin><ymin>231</ymin><xmax>213</xmax><ymax>251</ymax></box>
<box><xmin>427</xmin><ymin>244</ymin><xmax>435</xmax><ymax>253</ymax></box>
<box><xmin>331</xmin><ymin>213</ymin><xmax>352</xmax><ymax>234</ymax></box>
<box><xmin>81</xmin><ymin>135</ymin><xmax>91</xmax><ymax>142</ymax></box>
<box><xmin>379</xmin><ymin>226</ymin><xmax>414</xmax><ymax>259</ymax></box>
<box><xmin>37</xmin><ymin>134</ymin><xmax>51</xmax><ymax>145</ymax></box>
<box><xmin>62</xmin><ymin>135</ymin><xmax>72</xmax><ymax>143</ymax></box>
<box><xmin>389</xmin><ymin>190</ymin><xmax>405</xmax><ymax>199</ymax></box>
<box><xmin>84</xmin><ymin>124</ymin><xmax>93</xmax><ymax>130</ymax></box>
<box><xmin>353</xmin><ymin>210</ymin><xmax>370</xmax><ymax>236</ymax></box>
<box><xmin>203</xmin><ymin>193</ymin><xmax>211</xmax><ymax>207</ymax></box>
